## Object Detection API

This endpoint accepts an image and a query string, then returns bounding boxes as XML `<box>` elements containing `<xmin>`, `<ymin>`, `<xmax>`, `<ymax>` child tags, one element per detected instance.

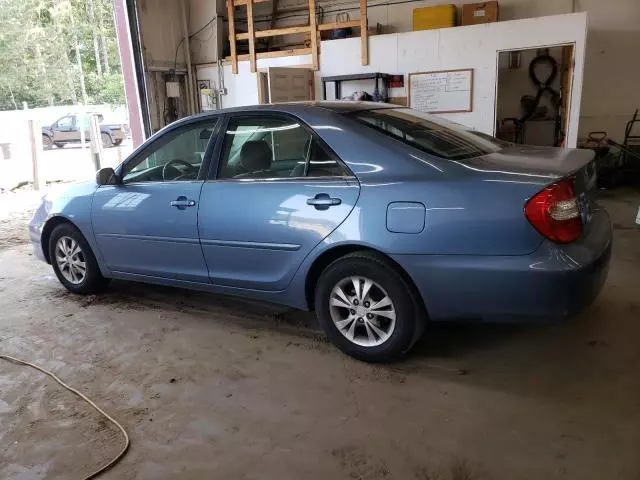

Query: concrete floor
<box><xmin>1</xmin><ymin>189</ymin><xmax>639</xmax><ymax>480</ymax></box>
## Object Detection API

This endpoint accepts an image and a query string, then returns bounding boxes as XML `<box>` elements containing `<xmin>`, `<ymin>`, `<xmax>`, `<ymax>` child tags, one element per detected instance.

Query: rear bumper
<box><xmin>392</xmin><ymin>207</ymin><xmax>612</xmax><ymax>321</ymax></box>
<box><xmin>29</xmin><ymin>203</ymin><xmax>48</xmax><ymax>263</ymax></box>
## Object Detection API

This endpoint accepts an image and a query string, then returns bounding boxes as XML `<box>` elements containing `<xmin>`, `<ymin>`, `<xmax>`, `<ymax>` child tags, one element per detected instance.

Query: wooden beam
<box><xmin>226</xmin><ymin>0</ymin><xmax>238</xmax><ymax>74</ymax></box>
<box><xmin>318</xmin><ymin>20</ymin><xmax>361</xmax><ymax>31</ymax></box>
<box><xmin>269</xmin><ymin>0</ymin><xmax>278</xmax><ymax>49</ymax></box>
<box><xmin>225</xmin><ymin>47</ymin><xmax>312</xmax><ymax>62</ymax></box>
<box><xmin>236</xmin><ymin>25</ymin><xmax>311</xmax><ymax>40</ymax></box>
<box><xmin>246</xmin><ymin>0</ymin><xmax>256</xmax><ymax>73</ymax></box>
<box><xmin>180</xmin><ymin>0</ymin><xmax>195</xmax><ymax>114</ymax></box>
<box><xmin>233</xmin><ymin>0</ymin><xmax>268</xmax><ymax>5</ymax></box>
<box><xmin>308</xmin><ymin>0</ymin><xmax>318</xmax><ymax>70</ymax></box>
<box><xmin>360</xmin><ymin>0</ymin><xmax>368</xmax><ymax>65</ymax></box>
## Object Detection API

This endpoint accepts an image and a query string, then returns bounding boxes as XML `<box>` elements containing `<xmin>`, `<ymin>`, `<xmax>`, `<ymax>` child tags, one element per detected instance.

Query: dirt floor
<box><xmin>1</xmin><ymin>188</ymin><xmax>640</xmax><ymax>480</ymax></box>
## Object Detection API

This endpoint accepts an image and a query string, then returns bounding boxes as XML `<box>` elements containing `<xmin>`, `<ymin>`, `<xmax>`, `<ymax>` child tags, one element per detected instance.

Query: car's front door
<box><xmin>198</xmin><ymin>113</ymin><xmax>360</xmax><ymax>291</ymax></box>
<box><xmin>52</xmin><ymin>115</ymin><xmax>75</xmax><ymax>142</ymax></box>
<box><xmin>91</xmin><ymin>118</ymin><xmax>219</xmax><ymax>282</ymax></box>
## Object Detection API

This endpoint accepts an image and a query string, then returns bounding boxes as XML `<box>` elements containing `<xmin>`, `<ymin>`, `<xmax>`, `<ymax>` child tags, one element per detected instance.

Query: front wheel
<box><xmin>101</xmin><ymin>132</ymin><xmax>114</xmax><ymax>148</ymax></box>
<box><xmin>49</xmin><ymin>223</ymin><xmax>110</xmax><ymax>294</ymax></box>
<box><xmin>42</xmin><ymin>135</ymin><xmax>53</xmax><ymax>150</ymax></box>
<box><xmin>315</xmin><ymin>251</ymin><xmax>426</xmax><ymax>362</ymax></box>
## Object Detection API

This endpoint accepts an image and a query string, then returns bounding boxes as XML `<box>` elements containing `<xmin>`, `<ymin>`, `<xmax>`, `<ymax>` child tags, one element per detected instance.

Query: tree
<box><xmin>97</xmin><ymin>0</ymin><xmax>111</xmax><ymax>75</ymax></box>
<box><xmin>0</xmin><ymin>0</ymin><xmax>125</xmax><ymax>110</ymax></box>
<box><xmin>87</xmin><ymin>0</ymin><xmax>103</xmax><ymax>77</ymax></box>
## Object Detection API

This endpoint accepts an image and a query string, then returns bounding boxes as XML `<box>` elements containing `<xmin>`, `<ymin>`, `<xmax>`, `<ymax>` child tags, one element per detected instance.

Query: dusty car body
<box><xmin>29</xmin><ymin>102</ymin><xmax>612</xmax><ymax>361</ymax></box>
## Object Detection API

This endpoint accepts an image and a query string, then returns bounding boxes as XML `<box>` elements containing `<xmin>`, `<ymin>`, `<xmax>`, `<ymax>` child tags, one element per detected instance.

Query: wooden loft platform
<box><xmin>226</xmin><ymin>0</ymin><xmax>369</xmax><ymax>74</ymax></box>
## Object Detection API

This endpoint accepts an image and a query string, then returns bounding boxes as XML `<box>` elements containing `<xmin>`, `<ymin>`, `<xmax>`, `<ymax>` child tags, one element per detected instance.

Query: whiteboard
<box><xmin>408</xmin><ymin>69</ymin><xmax>474</xmax><ymax>114</ymax></box>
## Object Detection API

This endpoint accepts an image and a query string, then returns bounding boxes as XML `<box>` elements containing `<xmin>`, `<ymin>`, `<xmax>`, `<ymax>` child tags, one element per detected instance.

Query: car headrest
<box><xmin>240</xmin><ymin>140</ymin><xmax>272</xmax><ymax>172</ymax></box>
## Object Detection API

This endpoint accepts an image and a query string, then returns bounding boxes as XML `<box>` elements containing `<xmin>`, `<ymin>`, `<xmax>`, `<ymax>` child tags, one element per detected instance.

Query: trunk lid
<box><xmin>461</xmin><ymin>144</ymin><xmax>598</xmax><ymax>230</ymax></box>
<box><xmin>462</xmin><ymin>144</ymin><xmax>596</xmax><ymax>179</ymax></box>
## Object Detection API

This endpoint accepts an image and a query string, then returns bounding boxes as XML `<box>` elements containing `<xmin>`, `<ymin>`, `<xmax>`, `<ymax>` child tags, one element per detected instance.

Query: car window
<box><xmin>218</xmin><ymin>115</ymin><xmax>349</xmax><ymax>179</ymax></box>
<box><xmin>350</xmin><ymin>108</ymin><xmax>502</xmax><ymax>160</ymax></box>
<box><xmin>218</xmin><ymin>116</ymin><xmax>310</xmax><ymax>179</ymax></box>
<box><xmin>307</xmin><ymin>141</ymin><xmax>349</xmax><ymax>177</ymax></box>
<box><xmin>56</xmin><ymin>116</ymin><xmax>73</xmax><ymax>128</ymax></box>
<box><xmin>76</xmin><ymin>114</ymin><xmax>106</xmax><ymax>129</ymax></box>
<box><xmin>122</xmin><ymin>120</ymin><xmax>217</xmax><ymax>184</ymax></box>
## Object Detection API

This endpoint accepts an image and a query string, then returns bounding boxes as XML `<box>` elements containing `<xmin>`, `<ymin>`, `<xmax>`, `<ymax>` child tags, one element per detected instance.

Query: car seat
<box><xmin>235</xmin><ymin>140</ymin><xmax>274</xmax><ymax>178</ymax></box>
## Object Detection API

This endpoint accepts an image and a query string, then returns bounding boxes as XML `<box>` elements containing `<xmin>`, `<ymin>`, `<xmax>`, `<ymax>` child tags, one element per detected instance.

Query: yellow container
<box><xmin>412</xmin><ymin>4</ymin><xmax>457</xmax><ymax>31</ymax></box>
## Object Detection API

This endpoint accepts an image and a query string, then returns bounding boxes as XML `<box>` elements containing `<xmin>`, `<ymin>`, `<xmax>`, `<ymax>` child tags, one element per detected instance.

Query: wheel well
<box><xmin>304</xmin><ymin>245</ymin><xmax>426</xmax><ymax>313</ymax></box>
<box><xmin>41</xmin><ymin>216</ymin><xmax>75</xmax><ymax>263</ymax></box>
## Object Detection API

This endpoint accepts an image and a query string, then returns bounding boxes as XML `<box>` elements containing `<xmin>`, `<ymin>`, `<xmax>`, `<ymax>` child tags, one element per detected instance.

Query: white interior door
<box><xmin>267</xmin><ymin>67</ymin><xmax>312</xmax><ymax>103</ymax></box>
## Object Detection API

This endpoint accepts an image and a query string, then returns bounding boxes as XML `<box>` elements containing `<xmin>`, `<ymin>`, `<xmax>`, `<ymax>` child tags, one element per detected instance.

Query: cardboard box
<box><xmin>412</xmin><ymin>4</ymin><xmax>457</xmax><ymax>31</ymax></box>
<box><xmin>462</xmin><ymin>1</ymin><xmax>499</xmax><ymax>25</ymax></box>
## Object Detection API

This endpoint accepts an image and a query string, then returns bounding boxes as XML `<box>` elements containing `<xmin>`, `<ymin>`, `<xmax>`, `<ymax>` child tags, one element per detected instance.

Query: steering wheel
<box><xmin>162</xmin><ymin>159</ymin><xmax>198</xmax><ymax>180</ymax></box>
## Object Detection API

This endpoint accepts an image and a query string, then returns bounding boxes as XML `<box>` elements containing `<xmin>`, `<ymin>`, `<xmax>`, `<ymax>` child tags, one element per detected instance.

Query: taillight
<box><xmin>525</xmin><ymin>177</ymin><xmax>582</xmax><ymax>243</ymax></box>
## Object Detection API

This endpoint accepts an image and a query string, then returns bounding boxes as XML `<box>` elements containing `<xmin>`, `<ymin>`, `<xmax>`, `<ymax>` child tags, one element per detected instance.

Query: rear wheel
<box><xmin>54</xmin><ymin>142</ymin><xmax>65</xmax><ymax>148</ymax></box>
<box><xmin>114</xmin><ymin>139</ymin><xmax>123</xmax><ymax>146</ymax></box>
<box><xmin>42</xmin><ymin>135</ymin><xmax>53</xmax><ymax>150</ymax></box>
<box><xmin>315</xmin><ymin>251</ymin><xmax>426</xmax><ymax>362</ymax></box>
<box><xmin>49</xmin><ymin>223</ymin><xmax>109</xmax><ymax>294</ymax></box>
<box><xmin>101</xmin><ymin>132</ymin><xmax>114</xmax><ymax>148</ymax></box>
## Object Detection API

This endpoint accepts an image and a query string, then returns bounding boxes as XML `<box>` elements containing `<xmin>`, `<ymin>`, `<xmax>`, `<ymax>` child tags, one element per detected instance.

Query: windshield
<box><xmin>350</xmin><ymin>108</ymin><xmax>502</xmax><ymax>160</ymax></box>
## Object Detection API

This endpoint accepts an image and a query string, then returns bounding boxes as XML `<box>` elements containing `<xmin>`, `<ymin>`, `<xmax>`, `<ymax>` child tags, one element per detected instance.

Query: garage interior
<box><xmin>2</xmin><ymin>0</ymin><xmax>640</xmax><ymax>479</ymax></box>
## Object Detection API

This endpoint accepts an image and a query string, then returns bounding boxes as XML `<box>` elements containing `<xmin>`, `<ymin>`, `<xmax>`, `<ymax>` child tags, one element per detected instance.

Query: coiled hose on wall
<box><xmin>505</xmin><ymin>54</ymin><xmax>563</xmax><ymax>145</ymax></box>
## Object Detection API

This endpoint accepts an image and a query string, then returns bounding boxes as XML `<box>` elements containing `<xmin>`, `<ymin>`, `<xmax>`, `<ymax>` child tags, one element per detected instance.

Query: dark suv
<box><xmin>42</xmin><ymin>113</ymin><xmax>126</xmax><ymax>150</ymax></box>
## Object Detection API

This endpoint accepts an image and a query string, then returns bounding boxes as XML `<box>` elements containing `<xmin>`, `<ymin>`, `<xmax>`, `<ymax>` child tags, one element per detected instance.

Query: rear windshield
<box><xmin>349</xmin><ymin>108</ymin><xmax>502</xmax><ymax>160</ymax></box>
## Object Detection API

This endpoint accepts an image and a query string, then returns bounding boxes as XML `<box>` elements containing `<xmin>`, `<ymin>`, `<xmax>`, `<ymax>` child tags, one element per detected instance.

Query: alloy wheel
<box><xmin>55</xmin><ymin>236</ymin><xmax>87</xmax><ymax>285</ymax></box>
<box><xmin>329</xmin><ymin>276</ymin><xmax>396</xmax><ymax>347</ymax></box>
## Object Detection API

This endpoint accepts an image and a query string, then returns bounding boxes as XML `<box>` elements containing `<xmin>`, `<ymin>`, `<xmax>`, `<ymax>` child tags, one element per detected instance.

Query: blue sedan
<box><xmin>29</xmin><ymin>102</ymin><xmax>612</xmax><ymax>362</ymax></box>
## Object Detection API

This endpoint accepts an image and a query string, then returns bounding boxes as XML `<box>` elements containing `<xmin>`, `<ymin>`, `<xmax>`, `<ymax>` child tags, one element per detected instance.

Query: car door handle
<box><xmin>170</xmin><ymin>196</ymin><xmax>196</xmax><ymax>209</ymax></box>
<box><xmin>307</xmin><ymin>193</ymin><xmax>341</xmax><ymax>210</ymax></box>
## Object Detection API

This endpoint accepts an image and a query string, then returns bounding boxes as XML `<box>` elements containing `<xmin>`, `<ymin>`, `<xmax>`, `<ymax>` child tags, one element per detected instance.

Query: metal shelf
<box><xmin>321</xmin><ymin>73</ymin><xmax>390</xmax><ymax>101</ymax></box>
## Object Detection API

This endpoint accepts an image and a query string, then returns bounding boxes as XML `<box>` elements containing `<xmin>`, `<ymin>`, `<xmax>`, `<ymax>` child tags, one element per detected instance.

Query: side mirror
<box><xmin>96</xmin><ymin>167</ymin><xmax>118</xmax><ymax>186</ymax></box>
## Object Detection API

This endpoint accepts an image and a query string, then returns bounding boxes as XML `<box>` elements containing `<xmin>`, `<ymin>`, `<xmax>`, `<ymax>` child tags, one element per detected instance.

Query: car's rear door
<box><xmin>91</xmin><ymin>117</ymin><xmax>220</xmax><ymax>282</ymax></box>
<box><xmin>198</xmin><ymin>113</ymin><xmax>360</xmax><ymax>291</ymax></box>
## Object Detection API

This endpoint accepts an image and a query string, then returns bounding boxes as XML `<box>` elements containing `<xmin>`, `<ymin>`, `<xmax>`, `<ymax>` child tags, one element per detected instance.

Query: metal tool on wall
<box><xmin>503</xmin><ymin>54</ymin><xmax>562</xmax><ymax>146</ymax></box>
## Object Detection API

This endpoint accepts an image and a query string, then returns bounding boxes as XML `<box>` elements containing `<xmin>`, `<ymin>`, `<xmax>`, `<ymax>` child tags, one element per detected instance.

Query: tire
<box><xmin>101</xmin><ymin>132</ymin><xmax>114</xmax><ymax>148</ymax></box>
<box><xmin>315</xmin><ymin>251</ymin><xmax>426</xmax><ymax>362</ymax></box>
<box><xmin>114</xmin><ymin>139</ymin><xmax>123</xmax><ymax>146</ymax></box>
<box><xmin>42</xmin><ymin>135</ymin><xmax>53</xmax><ymax>150</ymax></box>
<box><xmin>49</xmin><ymin>223</ymin><xmax>110</xmax><ymax>294</ymax></box>
<box><xmin>54</xmin><ymin>142</ymin><xmax>65</xmax><ymax>148</ymax></box>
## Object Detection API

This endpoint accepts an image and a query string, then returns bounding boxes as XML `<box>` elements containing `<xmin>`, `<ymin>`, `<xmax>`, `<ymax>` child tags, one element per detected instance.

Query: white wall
<box><xmin>221</xmin><ymin>0</ymin><xmax>640</xmax><ymax>139</ymax></box>
<box><xmin>188</xmin><ymin>0</ymin><xmax>225</xmax><ymax>64</ymax></box>
<box><xmin>318</xmin><ymin>13</ymin><xmax>588</xmax><ymax>148</ymax></box>
<box><xmin>138</xmin><ymin>0</ymin><xmax>224</xmax><ymax>67</ymax></box>
<box><xmin>138</xmin><ymin>0</ymin><xmax>186</xmax><ymax>68</ymax></box>
<box><xmin>210</xmin><ymin>13</ymin><xmax>587</xmax><ymax>147</ymax></box>
<box><xmin>0</xmin><ymin>105</ymin><xmax>129</xmax><ymax>190</ymax></box>
<box><xmin>197</xmin><ymin>54</ymin><xmax>313</xmax><ymax>109</ymax></box>
<box><xmin>578</xmin><ymin>0</ymin><xmax>640</xmax><ymax>139</ymax></box>
<box><xmin>136</xmin><ymin>0</ymin><xmax>639</xmax><ymax>139</ymax></box>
